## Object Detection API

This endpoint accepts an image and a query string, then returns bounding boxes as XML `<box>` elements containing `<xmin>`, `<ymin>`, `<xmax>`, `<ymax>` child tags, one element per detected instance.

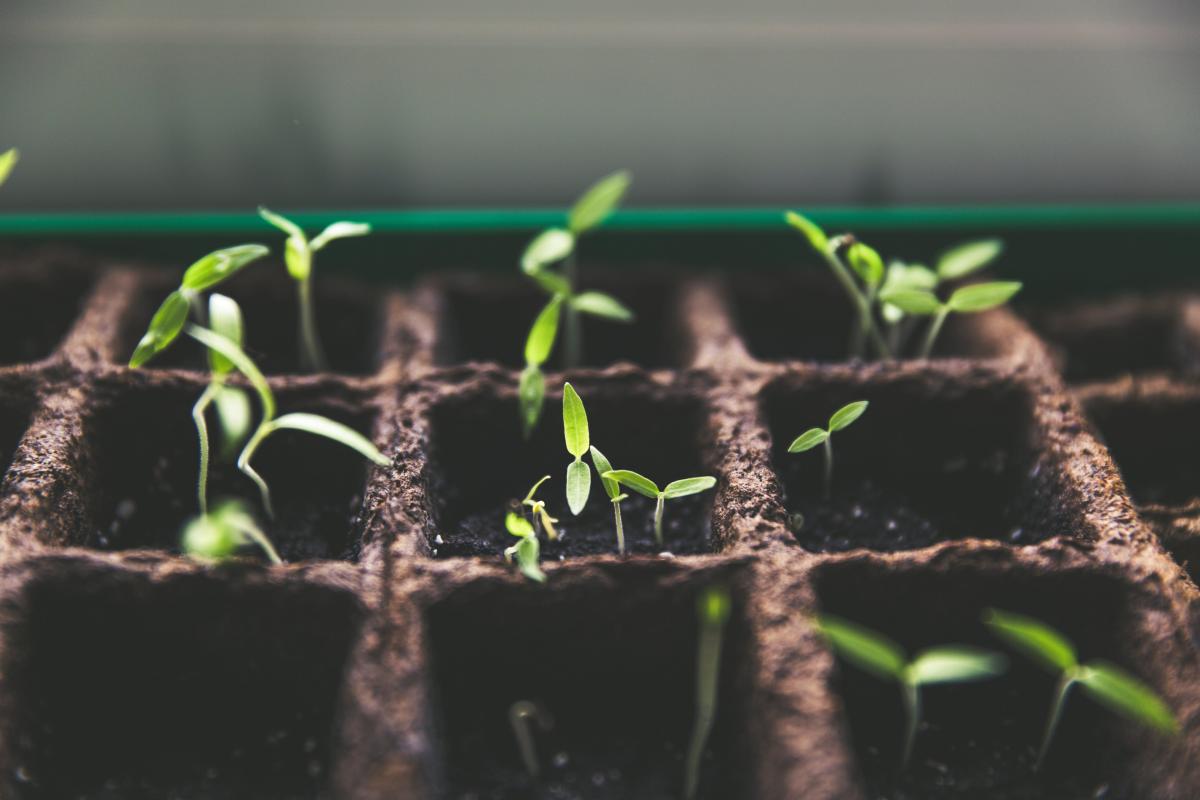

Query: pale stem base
<box><xmin>613</xmin><ymin>499</ymin><xmax>626</xmax><ymax>555</ymax></box>
<box><xmin>683</xmin><ymin>618</ymin><xmax>725</xmax><ymax>799</ymax></box>
<box><xmin>1036</xmin><ymin>673</ymin><xmax>1076</xmax><ymax>770</ymax></box>
<box><xmin>298</xmin><ymin>277</ymin><xmax>328</xmax><ymax>373</ymax></box>
<box><xmin>920</xmin><ymin>308</ymin><xmax>951</xmax><ymax>360</ymax></box>
<box><xmin>654</xmin><ymin>494</ymin><xmax>665</xmax><ymax>546</ymax></box>
<box><xmin>822</xmin><ymin>437</ymin><xmax>834</xmax><ymax>500</ymax></box>
<box><xmin>901</xmin><ymin>680</ymin><xmax>920</xmax><ymax>768</ymax></box>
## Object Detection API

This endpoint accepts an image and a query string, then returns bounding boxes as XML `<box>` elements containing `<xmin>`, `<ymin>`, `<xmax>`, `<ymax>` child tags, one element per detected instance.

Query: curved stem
<box><xmin>822</xmin><ymin>436</ymin><xmax>834</xmax><ymax>500</ymax></box>
<box><xmin>1036</xmin><ymin>673</ymin><xmax>1076</xmax><ymax>771</ymax></box>
<box><xmin>654</xmin><ymin>494</ymin><xmax>665</xmax><ymax>546</ymax></box>
<box><xmin>901</xmin><ymin>679</ymin><xmax>920</xmax><ymax>768</ymax></box>
<box><xmin>192</xmin><ymin>383</ymin><xmax>220</xmax><ymax>515</ymax></box>
<box><xmin>298</xmin><ymin>277</ymin><xmax>328</xmax><ymax>372</ymax></box>
<box><xmin>613</xmin><ymin>499</ymin><xmax>626</xmax><ymax>555</ymax></box>
<box><xmin>920</xmin><ymin>307</ymin><xmax>951</xmax><ymax>359</ymax></box>
<box><xmin>237</xmin><ymin>424</ymin><xmax>275</xmax><ymax>519</ymax></box>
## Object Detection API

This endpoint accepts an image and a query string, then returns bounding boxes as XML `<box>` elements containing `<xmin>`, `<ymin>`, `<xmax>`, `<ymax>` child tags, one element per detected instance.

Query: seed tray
<box><xmin>0</xmin><ymin>247</ymin><xmax>1194</xmax><ymax>799</ymax></box>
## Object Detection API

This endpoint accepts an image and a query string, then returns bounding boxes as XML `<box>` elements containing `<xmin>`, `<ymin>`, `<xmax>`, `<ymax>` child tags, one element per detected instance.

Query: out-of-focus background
<box><xmin>3</xmin><ymin>1</ymin><xmax>1200</xmax><ymax>211</ymax></box>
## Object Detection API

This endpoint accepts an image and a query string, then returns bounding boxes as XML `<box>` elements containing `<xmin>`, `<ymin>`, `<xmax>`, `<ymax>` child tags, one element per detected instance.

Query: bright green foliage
<box><xmin>589</xmin><ymin>445</ymin><xmax>629</xmax><ymax>555</ymax></box>
<box><xmin>519</xmin><ymin>296</ymin><xmax>563</xmax><ymax>438</ymax></box>
<box><xmin>817</xmin><ymin>614</ymin><xmax>1006</xmax><ymax>767</ymax></box>
<box><xmin>937</xmin><ymin>239</ymin><xmax>1004</xmax><ymax>281</ymax></box>
<box><xmin>601</xmin><ymin>469</ymin><xmax>717</xmax><ymax>547</ymax></box>
<box><xmin>259</xmin><ymin>207</ymin><xmax>371</xmax><ymax>372</ymax></box>
<box><xmin>182</xmin><ymin>498</ymin><xmax>282</xmax><ymax>565</ymax></box>
<box><xmin>521</xmin><ymin>475</ymin><xmax>560</xmax><ymax>541</ymax></box>
<box><xmin>684</xmin><ymin>584</ymin><xmax>733</xmax><ymax>800</ymax></box>
<box><xmin>562</xmin><ymin>383</ymin><xmax>592</xmax><ymax>515</ymax></box>
<box><xmin>788</xmin><ymin>401</ymin><xmax>868</xmax><ymax>500</ymax></box>
<box><xmin>509</xmin><ymin>700</ymin><xmax>553</xmax><ymax>777</ymax></box>
<box><xmin>0</xmin><ymin>148</ymin><xmax>17</xmax><ymax>188</ymax></box>
<box><xmin>568</xmin><ymin>170</ymin><xmax>631</xmax><ymax>234</ymax></box>
<box><xmin>881</xmin><ymin>281</ymin><xmax>1022</xmax><ymax>358</ymax></box>
<box><xmin>985</xmin><ymin>609</ymin><xmax>1177</xmax><ymax>768</ymax></box>
<box><xmin>504</xmin><ymin>512</ymin><xmax>546</xmax><ymax>583</ymax></box>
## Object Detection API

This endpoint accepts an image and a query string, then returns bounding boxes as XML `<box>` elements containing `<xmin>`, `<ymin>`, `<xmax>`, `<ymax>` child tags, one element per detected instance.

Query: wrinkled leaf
<box><xmin>663</xmin><ymin>476</ymin><xmax>717</xmax><ymax>499</ymax></box>
<box><xmin>213</xmin><ymin>385</ymin><xmax>252</xmax><ymax>456</ymax></box>
<box><xmin>938</xmin><ymin>239</ymin><xmax>1003</xmax><ymax>281</ymax></box>
<box><xmin>602</xmin><ymin>469</ymin><xmax>660</xmax><ymax>499</ymax></box>
<box><xmin>566</xmin><ymin>458</ymin><xmax>591</xmax><ymax>515</ymax></box>
<box><xmin>816</xmin><ymin>615</ymin><xmax>906</xmax><ymax>681</ymax></box>
<box><xmin>1077</xmin><ymin>662</ymin><xmax>1177</xmax><ymax>734</ymax></box>
<box><xmin>828</xmin><ymin>400</ymin><xmax>868</xmax><ymax>432</ymax></box>
<box><xmin>568</xmin><ymin>170</ymin><xmax>631</xmax><ymax>234</ymax></box>
<box><xmin>848</xmin><ymin>243</ymin><xmax>884</xmax><ymax>287</ymax></box>
<box><xmin>268</xmin><ymin>412</ymin><xmax>390</xmax><ymax>466</ymax></box>
<box><xmin>181</xmin><ymin>244</ymin><xmax>270</xmax><ymax>291</ymax></box>
<box><xmin>506</xmin><ymin>511</ymin><xmax>536</xmax><ymax>538</ymax></box>
<box><xmin>984</xmin><ymin>609</ymin><xmax>1077</xmax><ymax>673</ymax></box>
<box><xmin>571</xmin><ymin>291</ymin><xmax>634</xmax><ymax>322</ymax></box>
<box><xmin>562</xmin><ymin>383</ymin><xmax>589</xmax><ymax>458</ymax></box>
<box><xmin>0</xmin><ymin>148</ymin><xmax>17</xmax><ymax>187</ymax></box>
<box><xmin>784</xmin><ymin>210</ymin><xmax>828</xmax><ymax>252</ymax></box>
<box><xmin>908</xmin><ymin>647</ymin><xmax>1007</xmax><ymax>686</ymax></box>
<box><xmin>879</xmin><ymin>288</ymin><xmax>941</xmax><ymax>315</ymax></box>
<box><xmin>311</xmin><ymin>221</ymin><xmax>371</xmax><ymax>251</ymax></box>
<box><xmin>207</xmin><ymin>293</ymin><xmax>244</xmax><ymax>376</ymax></box>
<box><xmin>525</xmin><ymin>296</ymin><xmax>562</xmax><ymax>367</ymax></box>
<box><xmin>788</xmin><ymin>428</ymin><xmax>829</xmax><ymax>453</ymax></box>
<box><xmin>590</xmin><ymin>446</ymin><xmax>620</xmax><ymax>500</ymax></box>
<box><xmin>130</xmin><ymin>290</ymin><xmax>191</xmax><ymax>367</ymax></box>
<box><xmin>519</xmin><ymin>364</ymin><xmax>545</xmax><ymax>438</ymax></box>
<box><xmin>947</xmin><ymin>281</ymin><xmax>1022</xmax><ymax>313</ymax></box>
<box><xmin>521</xmin><ymin>228</ymin><xmax>575</xmax><ymax>275</ymax></box>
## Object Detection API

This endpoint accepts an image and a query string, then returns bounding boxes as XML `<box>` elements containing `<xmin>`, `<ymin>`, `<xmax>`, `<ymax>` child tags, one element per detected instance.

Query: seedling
<box><xmin>601</xmin><ymin>470</ymin><xmax>717</xmax><ymax>547</ymax></box>
<box><xmin>259</xmin><ymin>207</ymin><xmax>371</xmax><ymax>372</ymax></box>
<box><xmin>521</xmin><ymin>475</ymin><xmax>560</xmax><ymax>541</ymax></box>
<box><xmin>881</xmin><ymin>280</ymin><xmax>1022</xmax><ymax>359</ymax></box>
<box><xmin>562</xmin><ymin>383</ymin><xmax>592</xmax><ymax>515</ymax></box>
<box><xmin>0</xmin><ymin>148</ymin><xmax>17</xmax><ymax>188</ymax></box>
<box><xmin>509</xmin><ymin>700</ymin><xmax>553</xmax><ymax>778</ymax></box>
<box><xmin>589</xmin><ymin>446</ymin><xmax>629</xmax><ymax>555</ymax></box>
<box><xmin>181</xmin><ymin>498</ymin><xmax>281</xmax><ymax>565</ymax></box>
<box><xmin>684</xmin><ymin>584</ymin><xmax>732</xmax><ymax>800</ymax></box>
<box><xmin>816</xmin><ymin>614</ymin><xmax>1007</xmax><ymax>767</ymax></box>
<box><xmin>504</xmin><ymin>511</ymin><xmax>546</xmax><ymax>583</ymax></box>
<box><xmin>519</xmin><ymin>295</ymin><xmax>562</xmax><ymax>438</ymax></box>
<box><xmin>788</xmin><ymin>401</ymin><xmax>868</xmax><ymax>500</ymax></box>
<box><xmin>984</xmin><ymin>608</ymin><xmax>1177</xmax><ymax>769</ymax></box>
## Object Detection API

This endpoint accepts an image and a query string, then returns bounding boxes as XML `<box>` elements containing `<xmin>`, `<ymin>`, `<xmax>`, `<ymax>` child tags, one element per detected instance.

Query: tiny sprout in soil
<box><xmin>602</xmin><ymin>470</ymin><xmax>717</xmax><ymax>547</ymax></box>
<box><xmin>0</xmin><ymin>147</ymin><xmax>17</xmax><ymax>188</ymax></box>
<box><xmin>504</xmin><ymin>511</ymin><xmax>545</xmax><ymax>583</ymax></box>
<box><xmin>562</xmin><ymin>382</ymin><xmax>593</xmax><ymax>516</ymax></box>
<box><xmin>182</xmin><ymin>498</ymin><xmax>281</xmax><ymax>565</ymax></box>
<box><xmin>259</xmin><ymin>207</ymin><xmax>371</xmax><ymax>373</ymax></box>
<box><xmin>589</xmin><ymin>445</ymin><xmax>629</xmax><ymax>555</ymax></box>
<box><xmin>684</xmin><ymin>584</ymin><xmax>731</xmax><ymax>800</ymax></box>
<box><xmin>521</xmin><ymin>475</ymin><xmax>560</xmax><ymax>541</ymax></box>
<box><xmin>817</xmin><ymin>613</ymin><xmax>1007</xmax><ymax>767</ymax></box>
<box><xmin>788</xmin><ymin>400</ymin><xmax>868</xmax><ymax>499</ymax></box>
<box><xmin>984</xmin><ymin>608</ymin><xmax>1178</xmax><ymax>769</ymax></box>
<box><xmin>509</xmin><ymin>700</ymin><xmax>553</xmax><ymax>779</ymax></box>
<box><xmin>882</xmin><ymin>279</ymin><xmax>1023</xmax><ymax>359</ymax></box>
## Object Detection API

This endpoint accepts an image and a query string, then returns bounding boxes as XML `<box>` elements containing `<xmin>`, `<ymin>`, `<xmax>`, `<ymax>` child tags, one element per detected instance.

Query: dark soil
<box><xmin>0</xmin><ymin>259</ymin><xmax>93</xmax><ymax>365</ymax></box>
<box><xmin>0</xmin><ymin>383</ymin><xmax>32</xmax><ymax>481</ymax></box>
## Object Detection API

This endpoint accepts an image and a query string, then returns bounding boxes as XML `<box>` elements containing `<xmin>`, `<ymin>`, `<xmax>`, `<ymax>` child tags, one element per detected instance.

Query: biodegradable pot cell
<box><xmin>0</xmin><ymin>250</ymin><xmax>96</xmax><ymax>366</ymax></box>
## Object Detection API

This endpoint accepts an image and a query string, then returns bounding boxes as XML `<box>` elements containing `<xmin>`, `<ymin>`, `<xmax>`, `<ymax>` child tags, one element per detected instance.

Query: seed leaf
<box><xmin>566</xmin><ymin>459</ymin><xmax>591</xmax><ymax>515</ymax></box>
<box><xmin>519</xmin><ymin>364</ymin><xmax>545</xmax><ymax>438</ymax></box>
<box><xmin>938</xmin><ymin>239</ymin><xmax>1003</xmax><ymax>281</ymax></box>
<box><xmin>908</xmin><ymin>647</ymin><xmax>1007</xmax><ymax>686</ymax></box>
<box><xmin>947</xmin><ymin>281</ymin><xmax>1022</xmax><ymax>313</ymax></box>
<box><xmin>848</xmin><ymin>243</ymin><xmax>884</xmax><ymax>287</ymax></box>
<box><xmin>525</xmin><ymin>296</ymin><xmax>562</xmax><ymax>366</ymax></box>
<box><xmin>506</xmin><ymin>511</ymin><xmax>536</xmax><ymax>538</ymax></box>
<box><xmin>788</xmin><ymin>428</ymin><xmax>829</xmax><ymax>453</ymax></box>
<box><xmin>185</xmin><ymin>323</ymin><xmax>276</xmax><ymax>420</ymax></box>
<box><xmin>311</xmin><ymin>221</ymin><xmax>371</xmax><ymax>251</ymax></box>
<box><xmin>521</xmin><ymin>228</ymin><xmax>575</xmax><ymax>275</ymax></box>
<box><xmin>828</xmin><ymin>400</ymin><xmax>868</xmax><ymax>432</ymax></box>
<box><xmin>212</xmin><ymin>385</ymin><xmax>252</xmax><ymax>454</ymax></box>
<box><xmin>879</xmin><ymin>288</ymin><xmax>941</xmax><ymax>315</ymax></box>
<box><xmin>602</xmin><ymin>469</ymin><xmax>660</xmax><ymax>499</ymax></box>
<box><xmin>571</xmin><ymin>292</ymin><xmax>634</xmax><ymax>322</ymax></box>
<box><xmin>514</xmin><ymin>535</ymin><xmax>546</xmax><ymax>582</ymax></box>
<box><xmin>268</xmin><ymin>412</ymin><xmax>389</xmax><ymax>466</ymax></box>
<box><xmin>983</xmin><ymin>609</ymin><xmax>1077</xmax><ymax>673</ymax></box>
<box><xmin>130</xmin><ymin>290</ymin><xmax>191</xmax><ymax>367</ymax></box>
<box><xmin>568</xmin><ymin>170</ymin><xmax>631</xmax><ymax>234</ymax></box>
<box><xmin>562</xmin><ymin>383</ymin><xmax>589</xmax><ymax>458</ymax></box>
<box><xmin>589</xmin><ymin>446</ymin><xmax>621</xmax><ymax>500</ymax></box>
<box><xmin>1077</xmin><ymin>662</ymin><xmax>1177</xmax><ymax>734</ymax></box>
<box><xmin>258</xmin><ymin>206</ymin><xmax>304</xmax><ymax>239</ymax></box>
<box><xmin>0</xmin><ymin>148</ymin><xmax>17</xmax><ymax>187</ymax></box>
<box><xmin>283</xmin><ymin>235</ymin><xmax>312</xmax><ymax>281</ymax></box>
<box><xmin>207</xmin><ymin>293</ymin><xmax>244</xmax><ymax>376</ymax></box>
<box><xmin>181</xmin><ymin>244</ymin><xmax>270</xmax><ymax>291</ymax></box>
<box><xmin>816</xmin><ymin>615</ymin><xmax>906</xmax><ymax>681</ymax></box>
<box><xmin>663</xmin><ymin>476</ymin><xmax>717</xmax><ymax>499</ymax></box>
<box><xmin>784</xmin><ymin>210</ymin><xmax>829</xmax><ymax>252</ymax></box>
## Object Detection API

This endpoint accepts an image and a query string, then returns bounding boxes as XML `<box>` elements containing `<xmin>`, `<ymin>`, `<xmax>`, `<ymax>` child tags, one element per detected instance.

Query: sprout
<box><xmin>504</xmin><ymin>512</ymin><xmax>546</xmax><ymax>583</ymax></box>
<box><xmin>509</xmin><ymin>700</ymin><xmax>553</xmax><ymax>778</ymax></box>
<box><xmin>259</xmin><ymin>207</ymin><xmax>371</xmax><ymax>372</ymax></box>
<box><xmin>562</xmin><ymin>383</ymin><xmax>592</xmax><ymax>515</ymax></box>
<box><xmin>880</xmin><ymin>281</ymin><xmax>1022</xmax><ymax>359</ymax></box>
<box><xmin>519</xmin><ymin>296</ymin><xmax>562</xmax><ymax>438</ymax></box>
<box><xmin>984</xmin><ymin>609</ymin><xmax>1177</xmax><ymax>769</ymax></box>
<box><xmin>601</xmin><ymin>470</ymin><xmax>717</xmax><ymax>547</ymax></box>
<box><xmin>0</xmin><ymin>148</ymin><xmax>18</xmax><ymax>188</ymax></box>
<box><xmin>684</xmin><ymin>584</ymin><xmax>732</xmax><ymax>800</ymax></box>
<box><xmin>589</xmin><ymin>446</ymin><xmax>629</xmax><ymax>555</ymax></box>
<box><xmin>521</xmin><ymin>475</ymin><xmax>560</xmax><ymax>542</ymax></box>
<box><xmin>182</xmin><ymin>498</ymin><xmax>281</xmax><ymax>565</ymax></box>
<box><xmin>788</xmin><ymin>400</ymin><xmax>868</xmax><ymax>500</ymax></box>
<box><xmin>817</xmin><ymin>614</ymin><xmax>1007</xmax><ymax>767</ymax></box>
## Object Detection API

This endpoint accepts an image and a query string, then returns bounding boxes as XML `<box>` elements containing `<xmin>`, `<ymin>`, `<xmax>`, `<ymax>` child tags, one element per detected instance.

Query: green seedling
<box><xmin>589</xmin><ymin>446</ymin><xmax>629</xmax><ymax>555</ymax></box>
<box><xmin>519</xmin><ymin>295</ymin><xmax>562</xmax><ymax>438</ymax></box>
<box><xmin>0</xmin><ymin>148</ymin><xmax>18</xmax><ymax>188</ymax></box>
<box><xmin>684</xmin><ymin>584</ymin><xmax>732</xmax><ymax>800</ymax></box>
<box><xmin>182</xmin><ymin>498</ymin><xmax>282</xmax><ymax>565</ymax></box>
<box><xmin>504</xmin><ymin>511</ymin><xmax>546</xmax><ymax>583</ymax></box>
<box><xmin>601</xmin><ymin>470</ymin><xmax>717</xmax><ymax>547</ymax></box>
<box><xmin>185</xmin><ymin>324</ymin><xmax>389</xmax><ymax>520</ymax></box>
<box><xmin>788</xmin><ymin>401</ymin><xmax>868</xmax><ymax>500</ymax></box>
<box><xmin>509</xmin><ymin>700</ymin><xmax>553</xmax><ymax>778</ymax></box>
<box><xmin>562</xmin><ymin>383</ymin><xmax>592</xmax><ymax>515</ymax></box>
<box><xmin>521</xmin><ymin>475</ymin><xmax>560</xmax><ymax>541</ymax></box>
<box><xmin>984</xmin><ymin>608</ymin><xmax>1177</xmax><ymax>769</ymax></box>
<box><xmin>259</xmin><ymin>207</ymin><xmax>371</xmax><ymax>372</ymax></box>
<box><xmin>817</xmin><ymin>614</ymin><xmax>1007</xmax><ymax>767</ymax></box>
<box><xmin>881</xmin><ymin>279</ymin><xmax>1021</xmax><ymax>359</ymax></box>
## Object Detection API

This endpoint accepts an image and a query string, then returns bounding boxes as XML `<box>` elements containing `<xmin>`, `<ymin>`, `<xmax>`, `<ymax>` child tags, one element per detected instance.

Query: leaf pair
<box><xmin>788</xmin><ymin>401</ymin><xmax>868</xmax><ymax>499</ymax></box>
<box><xmin>882</xmin><ymin>281</ymin><xmax>1023</xmax><ymax>317</ymax></box>
<box><xmin>602</xmin><ymin>469</ymin><xmax>717</xmax><ymax>546</ymax></box>
<box><xmin>504</xmin><ymin>511</ymin><xmax>546</xmax><ymax>583</ymax></box>
<box><xmin>258</xmin><ymin>207</ymin><xmax>370</xmax><ymax>282</ymax></box>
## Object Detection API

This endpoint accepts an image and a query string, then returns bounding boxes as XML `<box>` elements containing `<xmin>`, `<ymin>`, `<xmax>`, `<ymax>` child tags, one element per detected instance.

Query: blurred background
<box><xmin>3</xmin><ymin>0</ymin><xmax>1200</xmax><ymax>211</ymax></box>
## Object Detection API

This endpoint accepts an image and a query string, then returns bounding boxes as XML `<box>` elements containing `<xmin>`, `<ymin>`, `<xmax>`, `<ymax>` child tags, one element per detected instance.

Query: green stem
<box><xmin>192</xmin><ymin>383</ymin><xmax>220</xmax><ymax>515</ymax></box>
<box><xmin>238</xmin><ymin>423</ymin><xmax>275</xmax><ymax>520</ymax></box>
<box><xmin>654</xmin><ymin>494</ymin><xmax>665</xmax><ymax>547</ymax></box>
<box><xmin>1036</xmin><ymin>673</ymin><xmax>1076</xmax><ymax>771</ymax></box>
<box><xmin>822</xmin><ymin>436</ymin><xmax>834</xmax><ymax>500</ymax></box>
<box><xmin>298</xmin><ymin>277</ymin><xmax>328</xmax><ymax>372</ymax></box>
<box><xmin>920</xmin><ymin>307</ymin><xmax>951</xmax><ymax>359</ymax></box>
<box><xmin>509</xmin><ymin>701</ymin><xmax>545</xmax><ymax>779</ymax></box>
<box><xmin>820</xmin><ymin>247</ymin><xmax>891</xmax><ymax>361</ymax></box>
<box><xmin>564</xmin><ymin>252</ymin><xmax>582</xmax><ymax>369</ymax></box>
<box><xmin>613</xmin><ymin>499</ymin><xmax>626</xmax><ymax>555</ymax></box>
<box><xmin>684</xmin><ymin>613</ymin><xmax>725</xmax><ymax>800</ymax></box>
<box><xmin>901</xmin><ymin>679</ymin><xmax>920</xmax><ymax>768</ymax></box>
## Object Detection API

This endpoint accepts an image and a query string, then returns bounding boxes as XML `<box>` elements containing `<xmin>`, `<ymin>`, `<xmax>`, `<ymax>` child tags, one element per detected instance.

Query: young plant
<box><xmin>521</xmin><ymin>475</ymin><xmax>559</xmax><ymax>541</ymax></box>
<box><xmin>562</xmin><ymin>382</ymin><xmax>592</xmax><ymax>515</ymax></box>
<box><xmin>984</xmin><ymin>608</ymin><xmax>1177</xmax><ymax>769</ymax></box>
<box><xmin>881</xmin><ymin>280</ymin><xmax>1022</xmax><ymax>359</ymax></box>
<box><xmin>181</xmin><ymin>498</ymin><xmax>281</xmax><ymax>565</ymax></box>
<box><xmin>519</xmin><ymin>295</ymin><xmax>562</xmax><ymax>437</ymax></box>
<box><xmin>788</xmin><ymin>401</ymin><xmax>868</xmax><ymax>500</ymax></box>
<box><xmin>509</xmin><ymin>700</ymin><xmax>553</xmax><ymax>778</ymax></box>
<box><xmin>259</xmin><ymin>207</ymin><xmax>371</xmax><ymax>372</ymax></box>
<box><xmin>683</xmin><ymin>584</ymin><xmax>732</xmax><ymax>800</ymax></box>
<box><xmin>589</xmin><ymin>446</ymin><xmax>629</xmax><ymax>555</ymax></box>
<box><xmin>601</xmin><ymin>470</ymin><xmax>717</xmax><ymax>547</ymax></box>
<box><xmin>817</xmin><ymin>614</ymin><xmax>1007</xmax><ymax>767</ymax></box>
<box><xmin>0</xmin><ymin>148</ymin><xmax>17</xmax><ymax>188</ymax></box>
<box><xmin>504</xmin><ymin>511</ymin><xmax>546</xmax><ymax>583</ymax></box>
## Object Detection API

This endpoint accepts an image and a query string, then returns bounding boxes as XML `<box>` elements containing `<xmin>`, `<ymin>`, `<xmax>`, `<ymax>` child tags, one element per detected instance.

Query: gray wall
<box><xmin>2</xmin><ymin>1</ymin><xmax>1199</xmax><ymax>210</ymax></box>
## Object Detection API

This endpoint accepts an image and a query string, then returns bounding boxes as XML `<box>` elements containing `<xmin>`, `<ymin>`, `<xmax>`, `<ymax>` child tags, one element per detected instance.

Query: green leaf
<box><xmin>514</xmin><ymin>535</ymin><xmax>546</xmax><ymax>583</ymax></box>
<box><xmin>788</xmin><ymin>428</ymin><xmax>829</xmax><ymax>453</ymax></box>
<box><xmin>879</xmin><ymin>288</ymin><xmax>941</xmax><ymax>315</ymax></box>
<box><xmin>698</xmin><ymin>585</ymin><xmax>732</xmax><ymax>626</ymax></box>
<box><xmin>908</xmin><ymin>647</ymin><xmax>1007</xmax><ymax>686</ymax></box>
<box><xmin>506</xmin><ymin>511</ymin><xmax>535</xmax><ymax>538</ymax></box>
<box><xmin>530</xmin><ymin>269</ymin><xmax>571</xmax><ymax>296</ymax></box>
<box><xmin>983</xmin><ymin>609</ymin><xmax>1077</xmax><ymax>673</ymax></box>
<box><xmin>185</xmin><ymin>324</ymin><xmax>276</xmax><ymax>421</ymax></box>
<box><xmin>562</xmin><ymin>383</ymin><xmax>589</xmax><ymax>458</ymax></box>
<box><xmin>310</xmin><ymin>221</ymin><xmax>371</xmax><ymax>251</ymax></box>
<box><xmin>1078</xmin><ymin>662</ymin><xmax>1178</xmax><ymax>734</ymax></box>
<box><xmin>938</xmin><ymin>239</ymin><xmax>1003</xmax><ymax>281</ymax></box>
<box><xmin>883</xmin><ymin>262</ymin><xmax>938</xmax><ymax>293</ymax></box>
<box><xmin>521</xmin><ymin>228</ymin><xmax>575</xmax><ymax>275</ymax></box>
<box><xmin>784</xmin><ymin>211</ymin><xmax>829</xmax><ymax>252</ymax></box>
<box><xmin>268</xmin><ymin>412</ymin><xmax>390</xmax><ymax>466</ymax></box>
<box><xmin>947</xmin><ymin>281</ymin><xmax>1022</xmax><ymax>313</ymax></box>
<box><xmin>571</xmin><ymin>292</ymin><xmax>634</xmax><ymax>322</ymax></box>
<box><xmin>848</xmin><ymin>243</ymin><xmax>884</xmax><ymax>287</ymax></box>
<box><xmin>589</xmin><ymin>446</ymin><xmax>620</xmax><ymax>500</ymax></box>
<box><xmin>566</xmin><ymin>459</ymin><xmax>591</xmax><ymax>515</ymax></box>
<box><xmin>816</xmin><ymin>615</ymin><xmax>906</xmax><ymax>681</ymax></box>
<box><xmin>258</xmin><ymin>206</ymin><xmax>304</xmax><ymax>239</ymax></box>
<box><xmin>602</xmin><ymin>469</ymin><xmax>660</xmax><ymax>499</ymax></box>
<box><xmin>828</xmin><ymin>401</ymin><xmax>868</xmax><ymax>432</ymax></box>
<box><xmin>130</xmin><ymin>290</ymin><xmax>191</xmax><ymax>367</ymax></box>
<box><xmin>181</xmin><ymin>244</ymin><xmax>270</xmax><ymax>291</ymax></box>
<box><xmin>207</xmin><ymin>293</ymin><xmax>244</xmax><ymax>376</ymax></box>
<box><xmin>523</xmin><ymin>475</ymin><xmax>552</xmax><ymax>504</ymax></box>
<box><xmin>568</xmin><ymin>170</ymin><xmax>631</xmax><ymax>234</ymax></box>
<box><xmin>283</xmin><ymin>235</ymin><xmax>312</xmax><ymax>281</ymax></box>
<box><xmin>519</xmin><ymin>364</ymin><xmax>545</xmax><ymax>438</ymax></box>
<box><xmin>663</xmin><ymin>476</ymin><xmax>717</xmax><ymax>499</ymax></box>
<box><xmin>212</xmin><ymin>385</ymin><xmax>252</xmax><ymax>455</ymax></box>
<box><xmin>525</xmin><ymin>296</ymin><xmax>562</xmax><ymax>366</ymax></box>
<box><xmin>0</xmin><ymin>148</ymin><xmax>17</xmax><ymax>188</ymax></box>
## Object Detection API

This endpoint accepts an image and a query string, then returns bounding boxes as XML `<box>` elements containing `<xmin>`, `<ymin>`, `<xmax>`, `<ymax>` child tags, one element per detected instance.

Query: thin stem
<box><xmin>564</xmin><ymin>252</ymin><xmax>582</xmax><ymax>369</ymax></box>
<box><xmin>820</xmin><ymin>247</ymin><xmax>891</xmax><ymax>360</ymax></box>
<box><xmin>1036</xmin><ymin>673</ymin><xmax>1076</xmax><ymax>771</ymax></box>
<box><xmin>233</xmin><ymin>518</ymin><xmax>283</xmax><ymax>565</ymax></box>
<box><xmin>654</xmin><ymin>494</ymin><xmax>665</xmax><ymax>546</ymax></box>
<box><xmin>238</xmin><ymin>425</ymin><xmax>275</xmax><ymax>519</ymax></box>
<box><xmin>684</xmin><ymin>612</ymin><xmax>725</xmax><ymax>800</ymax></box>
<box><xmin>822</xmin><ymin>436</ymin><xmax>834</xmax><ymax>500</ymax></box>
<box><xmin>297</xmin><ymin>277</ymin><xmax>328</xmax><ymax>373</ymax></box>
<box><xmin>901</xmin><ymin>679</ymin><xmax>921</xmax><ymax>768</ymax></box>
<box><xmin>613</xmin><ymin>499</ymin><xmax>626</xmax><ymax>555</ymax></box>
<box><xmin>920</xmin><ymin>307</ymin><xmax>951</xmax><ymax>360</ymax></box>
<box><xmin>509</xmin><ymin>701</ymin><xmax>549</xmax><ymax>779</ymax></box>
<box><xmin>192</xmin><ymin>383</ymin><xmax>220</xmax><ymax>515</ymax></box>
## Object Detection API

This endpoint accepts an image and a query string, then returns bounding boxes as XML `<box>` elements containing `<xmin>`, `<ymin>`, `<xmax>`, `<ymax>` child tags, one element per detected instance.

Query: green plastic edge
<box><xmin>1</xmin><ymin>204</ymin><xmax>1199</xmax><ymax>236</ymax></box>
